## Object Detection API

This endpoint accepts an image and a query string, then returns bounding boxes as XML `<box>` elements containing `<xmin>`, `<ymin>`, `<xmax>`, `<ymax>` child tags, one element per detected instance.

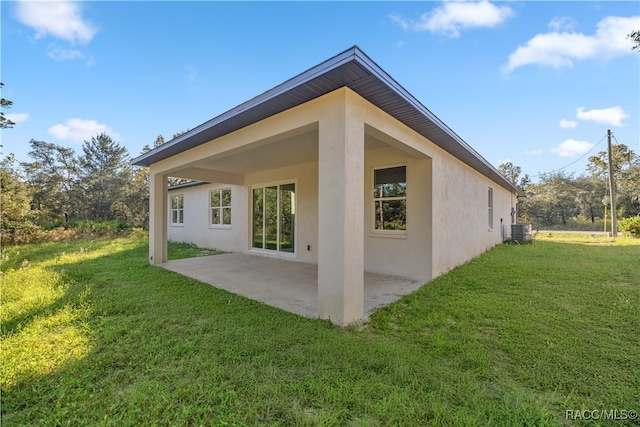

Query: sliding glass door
<box><xmin>252</xmin><ymin>183</ymin><xmax>295</xmax><ymax>253</ymax></box>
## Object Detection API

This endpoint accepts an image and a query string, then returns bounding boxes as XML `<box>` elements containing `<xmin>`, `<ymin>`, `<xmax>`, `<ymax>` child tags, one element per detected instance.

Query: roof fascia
<box><xmin>350</xmin><ymin>49</ymin><xmax>519</xmax><ymax>195</ymax></box>
<box><xmin>131</xmin><ymin>46</ymin><xmax>519</xmax><ymax>196</ymax></box>
<box><xmin>131</xmin><ymin>46</ymin><xmax>361</xmax><ymax>167</ymax></box>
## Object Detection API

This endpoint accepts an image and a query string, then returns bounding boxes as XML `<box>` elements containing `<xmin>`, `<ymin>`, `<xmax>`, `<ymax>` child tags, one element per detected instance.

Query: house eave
<box><xmin>167</xmin><ymin>180</ymin><xmax>208</xmax><ymax>191</ymax></box>
<box><xmin>131</xmin><ymin>46</ymin><xmax>519</xmax><ymax>195</ymax></box>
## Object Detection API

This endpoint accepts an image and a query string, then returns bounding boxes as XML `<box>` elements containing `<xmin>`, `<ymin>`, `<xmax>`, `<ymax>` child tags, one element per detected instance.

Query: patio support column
<box><xmin>317</xmin><ymin>89</ymin><xmax>365</xmax><ymax>325</ymax></box>
<box><xmin>149</xmin><ymin>170</ymin><xmax>167</xmax><ymax>265</ymax></box>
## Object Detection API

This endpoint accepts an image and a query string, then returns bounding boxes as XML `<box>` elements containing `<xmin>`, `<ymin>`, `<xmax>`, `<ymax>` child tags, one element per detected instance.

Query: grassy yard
<box><xmin>1</xmin><ymin>234</ymin><xmax>638</xmax><ymax>426</ymax></box>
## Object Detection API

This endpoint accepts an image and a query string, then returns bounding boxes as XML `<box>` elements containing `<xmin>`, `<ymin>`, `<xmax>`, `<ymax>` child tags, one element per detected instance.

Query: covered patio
<box><xmin>161</xmin><ymin>253</ymin><xmax>424</xmax><ymax>321</ymax></box>
<box><xmin>133</xmin><ymin>47</ymin><xmax>519</xmax><ymax>326</ymax></box>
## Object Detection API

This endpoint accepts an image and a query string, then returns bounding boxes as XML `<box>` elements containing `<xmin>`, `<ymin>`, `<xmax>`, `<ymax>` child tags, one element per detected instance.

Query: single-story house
<box><xmin>132</xmin><ymin>46</ymin><xmax>520</xmax><ymax>326</ymax></box>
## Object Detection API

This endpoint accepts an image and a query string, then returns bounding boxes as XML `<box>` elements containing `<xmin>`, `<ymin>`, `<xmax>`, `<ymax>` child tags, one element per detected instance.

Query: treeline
<box><xmin>1</xmin><ymin>133</ymin><xmax>160</xmax><ymax>243</ymax></box>
<box><xmin>2</xmin><ymin>134</ymin><xmax>639</xmax><ymax>244</ymax></box>
<box><xmin>499</xmin><ymin>143</ymin><xmax>640</xmax><ymax>233</ymax></box>
<box><xmin>2</xmin><ymin>76</ymin><xmax>639</xmax><ymax>244</ymax></box>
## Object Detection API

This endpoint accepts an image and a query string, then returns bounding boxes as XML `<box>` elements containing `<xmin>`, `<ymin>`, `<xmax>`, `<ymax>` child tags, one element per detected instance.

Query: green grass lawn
<box><xmin>1</xmin><ymin>234</ymin><xmax>638</xmax><ymax>426</ymax></box>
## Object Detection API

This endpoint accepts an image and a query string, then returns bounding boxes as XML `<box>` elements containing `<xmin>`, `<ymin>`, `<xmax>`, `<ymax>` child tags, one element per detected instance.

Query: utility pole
<box><xmin>607</xmin><ymin>129</ymin><xmax>618</xmax><ymax>237</ymax></box>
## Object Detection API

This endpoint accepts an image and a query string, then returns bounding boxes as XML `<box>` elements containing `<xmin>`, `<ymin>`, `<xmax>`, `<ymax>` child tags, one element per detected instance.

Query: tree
<box><xmin>1</xmin><ymin>82</ymin><xmax>16</xmax><ymax>129</ymax></box>
<box><xmin>498</xmin><ymin>161</ymin><xmax>532</xmax><ymax>190</ymax></box>
<box><xmin>123</xmin><ymin>162</ymin><xmax>150</xmax><ymax>227</ymax></box>
<box><xmin>617</xmin><ymin>156</ymin><xmax>640</xmax><ymax>217</ymax></box>
<box><xmin>587</xmin><ymin>143</ymin><xmax>639</xmax><ymax>217</ymax></box>
<box><xmin>524</xmin><ymin>172</ymin><xmax>579</xmax><ymax>226</ymax></box>
<box><xmin>499</xmin><ymin>161</ymin><xmax>520</xmax><ymax>186</ymax></box>
<box><xmin>78</xmin><ymin>133</ymin><xmax>130</xmax><ymax>221</ymax></box>
<box><xmin>629</xmin><ymin>30</ymin><xmax>640</xmax><ymax>50</ymax></box>
<box><xmin>574</xmin><ymin>175</ymin><xmax>606</xmax><ymax>223</ymax></box>
<box><xmin>140</xmin><ymin>134</ymin><xmax>189</xmax><ymax>187</ymax></box>
<box><xmin>0</xmin><ymin>154</ymin><xmax>37</xmax><ymax>242</ymax></box>
<box><xmin>21</xmin><ymin>140</ymin><xmax>80</xmax><ymax>223</ymax></box>
<box><xmin>587</xmin><ymin>143</ymin><xmax>635</xmax><ymax>179</ymax></box>
<box><xmin>124</xmin><ymin>139</ymin><xmax>169</xmax><ymax>228</ymax></box>
<box><xmin>154</xmin><ymin>134</ymin><xmax>166</xmax><ymax>148</ymax></box>
<box><xmin>498</xmin><ymin>161</ymin><xmax>532</xmax><ymax>221</ymax></box>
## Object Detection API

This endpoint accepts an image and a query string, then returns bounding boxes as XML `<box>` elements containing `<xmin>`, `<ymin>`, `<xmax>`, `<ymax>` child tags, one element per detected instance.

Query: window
<box><xmin>211</xmin><ymin>189</ymin><xmax>231</xmax><ymax>226</ymax></box>
<box><xmin>170</xmin><ymin>194</ymin><xmax>184</xmax><ymax>225</ymax></box>
<box><xmin>373</xmin><ymin>166</ymin><xmax>406</xmax><ymax>231</ymax></box>
<box><xmin>488</xmin><ymin>187</ymin><xmax>494</xmax><ymax>230</ymax></box>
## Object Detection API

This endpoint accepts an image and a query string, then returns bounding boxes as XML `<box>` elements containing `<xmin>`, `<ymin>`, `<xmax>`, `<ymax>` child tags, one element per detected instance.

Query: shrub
<box><xmin>0</xmin><ymin>221</ymin><xmax>41</xmax><ymax>245</ymax></box>
<box><xmin>618</xmin><ymin>216</ymin><xmax>640</xmax><ymax>237</ymax></box>
<box><xmin>3</xmin><ymin>220</ymin><xmax>136</xmax><ymax>245</ymax></box>
<box><xmin>40</xmin><ymin>221</ymin><xmax>66</xmax><ymax>231</ymax></box>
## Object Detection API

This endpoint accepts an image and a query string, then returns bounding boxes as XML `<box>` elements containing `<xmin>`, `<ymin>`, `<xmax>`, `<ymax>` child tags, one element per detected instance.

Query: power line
<box><xmin>611</xmin><ymin>133</ymin><xmax>629</xmax><ymax>148</ymax></box>
<box><xmin>530</xmin><ymin>133</ymin><xmax>608</xmax><ymax>179</ymax></box>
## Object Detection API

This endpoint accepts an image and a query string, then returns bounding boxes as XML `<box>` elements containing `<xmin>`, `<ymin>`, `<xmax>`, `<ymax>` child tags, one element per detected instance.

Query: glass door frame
<box><xmin>250</xmin><ymin>179</ymin><xmax>297</xmax><ymax>256</ymax></box>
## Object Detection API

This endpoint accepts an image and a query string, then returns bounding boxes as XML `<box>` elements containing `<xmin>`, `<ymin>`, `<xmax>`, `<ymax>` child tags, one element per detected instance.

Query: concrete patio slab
<box><xmin>161</xmin><ymin>253</ymin><xmax>424</xmax><ymax>321</ymax></box>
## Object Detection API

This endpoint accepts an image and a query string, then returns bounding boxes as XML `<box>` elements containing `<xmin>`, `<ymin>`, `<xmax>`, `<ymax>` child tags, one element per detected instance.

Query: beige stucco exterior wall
<box><xmin>363</xmin><ymin>146</ymin><xmax>432</xmax><ymax>282</ymax></box>
<box><xmin>341</xmin><ymin>89</ymin><xmax>516</xmax><ymax>281</ymax></box>
<box><xmin>430</xmin><ymin>150</ymin><xmax>515</xmax><ymax>277</ymax></box>
<box><xmin>167</xmin><ymin>183</ymin><xmax>248</xmax><ymax>252</ymax></box>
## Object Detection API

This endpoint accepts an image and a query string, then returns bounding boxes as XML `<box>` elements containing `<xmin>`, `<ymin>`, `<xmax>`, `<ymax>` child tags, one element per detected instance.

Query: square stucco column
<box><xmin>317</xmin><ymin>98</ymin><xmax>365</xmax><ymax>326</ymax></box>
<box><xmin>149</xmin><ymin>171</ymin><xmax>167</xmax><ymax>265</ymax></box>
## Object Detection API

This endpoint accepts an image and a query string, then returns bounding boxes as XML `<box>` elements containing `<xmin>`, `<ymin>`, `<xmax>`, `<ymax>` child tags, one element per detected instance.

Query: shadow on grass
<box><xmin>2</xmin><ymin>238</ymin><xmax>638</xmax><ymax>426</ymax></box>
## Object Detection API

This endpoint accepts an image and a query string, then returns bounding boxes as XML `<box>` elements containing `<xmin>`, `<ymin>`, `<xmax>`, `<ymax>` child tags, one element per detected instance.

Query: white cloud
<box><xmin>390</xmin><ymin>14</ymin><xmax>410</xmax><ymax>31</ymax></box>
<box><xmin>548</xmin><ymin>16</ymin><xmax>576</xmax><ymax>32</ymax></box>
<box><xmin>525</xmin><ymin>148</ymin><xmax>544</xmax><ymax>156</ymax></box>
<box><xmin>6</xmin><ymin>113</ymin><xmax>29</xmax><ymax>124</ymax></box>
<box><xmin>559</xmin><ymin>119</ymin><xmax>578</xmax><ymax>129</ymax></box>
<box><xmin>49</xmin><ymin>118</ymin><xmax>119</xmax><ymax>143</ymax></box>
<box><xmin>551</xmin><ymin>139</ymin><xmax>594</xmax><ymax>157</ymax></box>
<box><xmin>596</xmin><ymin>16</ymin><xmax>640</xmax><ymax>54</ymax></box>
<box><xmin>391</xmin><ymin>1</ymin><xmax>514</xmax><ymax>38</ymax></box>
<box><xmin>47</xmin><ymin>46</ymin><xmax>84</xmax><ymax>61</ymax></box>
<box><xmin>15</xmin><ymin>0</ymin><xmax>97</xmax><ymax>44</ymax></box>
<box><xmin>505</xmin><ymin>15</ymin><xmax>639</xmax><ymax>71</ymax></box>
<box><xmin>576</xmin><ymin>106</ymin><xmax>628</xmax><ymax>127</ymax></box>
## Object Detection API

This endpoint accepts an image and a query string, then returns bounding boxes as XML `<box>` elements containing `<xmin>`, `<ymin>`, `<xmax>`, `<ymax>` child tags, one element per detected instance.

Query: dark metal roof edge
<box><xmin>349</xmin><ymin>49</ymin><xmax>519</xmax><ymax>195</ymax></box>
<box><xmin>131</xmin><ymin>46</ymin><xmax>518</xmax><ymax>195</ymax></box>
<box><xmin>131</xmin><ymin>46</ymin><xmax>361</xmax><ymax>167</ymax></box>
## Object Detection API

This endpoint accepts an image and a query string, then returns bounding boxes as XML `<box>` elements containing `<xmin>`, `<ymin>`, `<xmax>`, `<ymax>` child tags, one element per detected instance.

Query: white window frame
<box><xmin>210</xmin><ymin>188</ymin><xmax>232</xmax><ymax>228</ymax></box>
<box><xmin>488</xmin><ymin>187</ymin><xmax>494</xmax><ymax>231</ymax></box>
<box><xmin>170</xmin><ymin>194</ymin><xmax>184</xmax><ymax>226</ymax></box>
<box><xmin>371</xmin><ymin>164</ymin><xmax>407</xmax><ymax>237</ymax></box>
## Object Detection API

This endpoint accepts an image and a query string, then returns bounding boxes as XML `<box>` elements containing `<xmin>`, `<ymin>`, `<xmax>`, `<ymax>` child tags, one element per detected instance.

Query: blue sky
<box><xmin>2</xmin><ymin>1</ymin><xmax>638</xmax><ymax>180</ymax></box>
